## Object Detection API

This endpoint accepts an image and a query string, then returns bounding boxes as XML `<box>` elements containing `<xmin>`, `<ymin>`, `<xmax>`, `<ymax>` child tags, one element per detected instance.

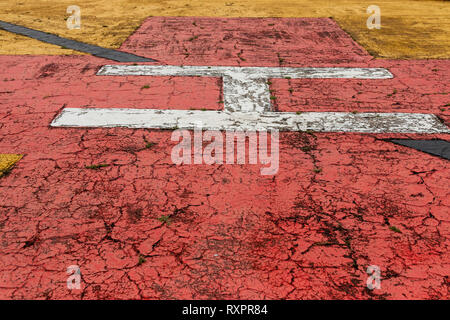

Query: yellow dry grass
<box><xmin>0</xmin><ymin>0</ymin><xmax>449</xmax><ymax>58</ymax></box>
<box><xmin>0</xmin><ymin>154</ymin><xmax>22</xmax><ymax>177</ymax></box>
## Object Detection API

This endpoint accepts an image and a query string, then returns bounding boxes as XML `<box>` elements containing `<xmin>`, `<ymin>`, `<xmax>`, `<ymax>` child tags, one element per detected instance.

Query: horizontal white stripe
<box><xmin>97</xmin><ymin>65</ymin><xmax>393</xmax><ymax>79</ymax></box>
<box><xmin>50</xmin><ymin>108</ymin><xmax>449</xmax><ymax>134</ymax></box>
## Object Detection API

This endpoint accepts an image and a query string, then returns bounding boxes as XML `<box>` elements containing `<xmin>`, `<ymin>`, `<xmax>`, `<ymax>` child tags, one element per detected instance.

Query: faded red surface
<box><xmin>121</xmin><ymin>17</ymin><xmax>371</xmax><ymax>66</ymax></box>
<box><xmin>0</xmin><ymin>17</ymin><xmax>449</xmax><ymax>299</ymax></box>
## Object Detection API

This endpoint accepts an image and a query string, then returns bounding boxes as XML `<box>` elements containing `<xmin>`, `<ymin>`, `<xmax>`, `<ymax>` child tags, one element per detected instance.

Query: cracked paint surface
<box><xmin>0</xmin><ymin>17</ymin><xmax>449</xmax><ymax>299</ymax></box>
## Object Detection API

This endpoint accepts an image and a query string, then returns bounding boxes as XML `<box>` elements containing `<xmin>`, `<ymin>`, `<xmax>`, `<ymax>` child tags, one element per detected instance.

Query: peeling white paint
<box><xmin>97</xmin><ymin>65</ymin><xmax>393</xmax><ymax>113</ymax></box>
<box><xmin>96</xmin><ymin>65</ymin><xmax>394</xmax><ymax>79</ymax></box>
<box><xmin>51</xmin><ymin>108</ymin><xmax>450</xmax><ymax>134</ymax></box>
<box><xmin>50</xmin><ymin>64</ymin><xmax>449</xmax><ymax>134</ymax></box>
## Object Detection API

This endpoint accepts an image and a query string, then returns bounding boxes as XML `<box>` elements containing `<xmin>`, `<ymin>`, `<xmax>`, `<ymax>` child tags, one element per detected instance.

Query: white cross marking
<box><xmin>50</xmin><ymin>65</ymin><xmax>450</xmax><ymax>134</ymax></box>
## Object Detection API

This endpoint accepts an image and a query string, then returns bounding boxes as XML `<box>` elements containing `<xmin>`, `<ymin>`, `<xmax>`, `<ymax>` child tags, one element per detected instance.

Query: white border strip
<box><xmin>50</xmin><ymin>108</ymin><xmax>449</xmax><ymax>134</ymax></box>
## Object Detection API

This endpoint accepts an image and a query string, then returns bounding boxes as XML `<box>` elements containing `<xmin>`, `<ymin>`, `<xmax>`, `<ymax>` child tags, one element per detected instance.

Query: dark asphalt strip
<box><xmin>389</xmin><ymin>139</ymin><xmax>450</xmax><ymax>160</ymax></box>
<box><xmin>0</xmin><ymin>20</ymin><xmax>157</xmax><ymax>62</ymax></box>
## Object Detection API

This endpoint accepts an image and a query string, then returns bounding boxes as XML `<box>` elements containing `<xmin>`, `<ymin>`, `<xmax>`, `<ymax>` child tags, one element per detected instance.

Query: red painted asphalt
<box><xmin>0</xmin><ymin>17</ymin><xmax>448</xmax><ymax>299</ymax></box>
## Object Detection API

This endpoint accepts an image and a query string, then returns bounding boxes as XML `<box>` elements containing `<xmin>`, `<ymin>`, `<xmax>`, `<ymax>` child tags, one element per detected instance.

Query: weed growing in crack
<box><xmin>387</xmin><ymin>89</ymin><xmax>397</xmax><ymax>97</ymax></box>
<box><xmin>137</xmin><ymin>255</ymin><xmax>146</xmax><ymax>266</ymax></box>
<box><xmin>85</xmin><ymin>164</ymin><xmax>109</xmax><ymax>170</ymax></box>
<box><xmin>389</xmin><ymin>226</ymin><xmax>402</xmax><ymax>233</ymax></box>
<box><xmin>157</xmin><ymin>215</ymin><xmax>171</xmax><ymax>225</ymax></box>
<box><xmin>143</xmin><ymin>137</ymin><xmax>157</xmax><ymax>149</ymax></box>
